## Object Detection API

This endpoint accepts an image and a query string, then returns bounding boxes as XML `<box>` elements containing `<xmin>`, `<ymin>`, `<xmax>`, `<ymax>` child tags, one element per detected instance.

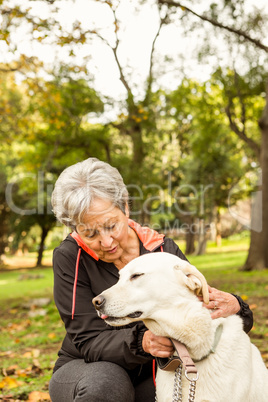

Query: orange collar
<box><xmin>71</xmin><ymin>231</ymin><xmax>99</xmax><ymax>260</ymax></box>
<box><xmin>127</xmin><ymin>219</ymin><xmax>164</xmax><ymax>251</ymax></box>
<box><xmin>70</xmin><ymin>219</ymin><xmax>164</xmax><ymax>260</ymax></box>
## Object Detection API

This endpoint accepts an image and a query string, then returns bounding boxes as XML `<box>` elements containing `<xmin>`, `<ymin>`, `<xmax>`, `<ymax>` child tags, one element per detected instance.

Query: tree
<box><xmin>1</xmin><ymin>0</ymin><xmax>268</xmax><ymax>266</ymax></box>
<box><xmin>164</xmin><ymin>78</ymin><xmax>249</xmax><ymax>254</ymax></box>
<box><xmin>158</xmin><ymin>0</ymin><xmax>268</xmax><ymax>269</ymax></box>
<box><xmin>0</xmin><ymin>70</ymin><xmax>26</xmax><ymax>264</ymax></box>
<box><xmin>0</xmin><ymin>0</ymin><xmax>182</xmax><ymax>222</ymax></box>
<box><xmin>3</xmin><ymin>67</ymin><xmax>108</xmax><ymax>265</ymax></box>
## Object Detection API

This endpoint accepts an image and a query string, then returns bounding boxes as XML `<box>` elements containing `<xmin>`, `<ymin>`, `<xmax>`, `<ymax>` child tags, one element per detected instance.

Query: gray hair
<box><xmin>51</xmin><ymin>158</ymin><xmax>129</xmax><ymax>230</ymax></box>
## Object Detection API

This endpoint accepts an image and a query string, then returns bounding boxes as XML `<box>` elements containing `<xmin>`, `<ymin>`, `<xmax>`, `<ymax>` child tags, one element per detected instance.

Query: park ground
<box><xmin>0</xmin><ymin>236</ymin><xmax>268</xmax><ymax>401</ymax></box>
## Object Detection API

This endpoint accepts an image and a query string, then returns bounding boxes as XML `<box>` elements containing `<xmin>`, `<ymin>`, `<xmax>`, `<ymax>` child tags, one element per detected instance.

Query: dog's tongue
<box><xmin>100</xmin><ymin>314</ymin><xmax>109</xmax><ymax>320</ymax></box>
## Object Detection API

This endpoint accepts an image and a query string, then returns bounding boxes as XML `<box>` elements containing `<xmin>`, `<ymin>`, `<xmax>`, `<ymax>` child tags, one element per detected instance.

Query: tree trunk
<box><xmin>185</xmin><ymin>230</ymin><xmax>195</xmax><ymax>255</ymax></box>
<box><xmin>185</xmin><ymin>216</ymin><xmax>195</xmax><ymax>255</ymax></box>
<box><xmin>130</xmin><ymin>126</ymin><xmax>145</xmax><ymax>166</ymax></box>
<box><xmin>194</xmin><ymin>219</ymin><xmax>208</xmax><ymax>256</ymax></box>
<box><xmin>242</xmin><ymin>187</ymin><xmax>264</xmax><ymax>270</ymax></box>
<box><xmin>36</xmin><ymin>226</ymin><xmax>49</xmax><ymax>267</ymax></box>
<box><xmin>216</xmin><ymin>209</ymin><xmax>222</xmax><ymax>247</ymax></box>
<box><xmin>261</xmin><ymin>111</ymin><xmax>268</xmax><ymax>268</ymax></box>
<box><xmin>242</xmin><ymin>96</ymin><xmax>268</xmax><ymax>270</ymax></box>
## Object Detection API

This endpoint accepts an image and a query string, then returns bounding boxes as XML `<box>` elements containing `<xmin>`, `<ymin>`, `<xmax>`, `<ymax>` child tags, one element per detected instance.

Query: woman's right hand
<box><xmin>142</xmin><ymin>330</ymin><xmax>174</xmax><ymax>358</ymax></box>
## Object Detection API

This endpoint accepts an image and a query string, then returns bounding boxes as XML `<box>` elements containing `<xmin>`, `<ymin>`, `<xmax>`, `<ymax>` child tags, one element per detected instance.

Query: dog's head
<box><xmin>92</xmin><ymin>252</ymin><xmax>209</xmax><ymax>327</ymax></box>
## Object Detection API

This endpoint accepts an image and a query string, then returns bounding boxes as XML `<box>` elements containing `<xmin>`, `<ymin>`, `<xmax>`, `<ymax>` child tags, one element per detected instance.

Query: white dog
<box><xmin>93</xmin><ymin>252</ymin><xmax>268</xmax><ymax>402</ymax></box>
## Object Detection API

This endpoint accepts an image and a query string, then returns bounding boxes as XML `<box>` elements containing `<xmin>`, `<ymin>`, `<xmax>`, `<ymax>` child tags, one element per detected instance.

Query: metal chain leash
<box><xmin>172</xmin><ymin>365</ymin><xmax>183</xmax><ymax>402</ymax></box>
<box><xmin>187</xmin><ymin>378</ymin><xmax>198</xmax><ymax>402</ymax></box>
<box><xmin>185</xmin><ymin>370</ymin><xmax>199</xmax><ymax>402</ymax></box>
<box><xmin>155</xmin><ymin>363</ymin><xmax>198</xmax><ymax>402</ymax></box>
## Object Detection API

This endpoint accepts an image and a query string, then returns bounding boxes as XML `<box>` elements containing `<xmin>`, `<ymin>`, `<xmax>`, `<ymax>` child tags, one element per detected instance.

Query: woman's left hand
<box><xmin>199</xmin><ymin>285</ymin><xmax>241</xmax><ymax>319</ymax></box>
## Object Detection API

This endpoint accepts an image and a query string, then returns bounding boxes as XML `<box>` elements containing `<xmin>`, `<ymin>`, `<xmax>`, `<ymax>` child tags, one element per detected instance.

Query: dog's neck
<box><xmin>143</xmin><ymin>301</ymin><xmax>222</xmax><ymax>361</ymax></box>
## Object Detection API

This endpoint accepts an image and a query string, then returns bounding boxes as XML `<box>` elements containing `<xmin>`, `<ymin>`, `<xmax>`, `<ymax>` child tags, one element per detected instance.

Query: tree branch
<box><xmin>259</xmin><ymin>80</ymin><xmax>268</xmax><ymax>130</ymax></box>
<box><xmin>86</xmin><ymin>6</ymin><xmax>134</xmax><ymax>106</ymax></box>
<box><xmin>145</xmin><ymin>11</ymin><xmax>167</xmax><ymax>102</ymax></box>
<box><xmin>158</xmin><ymin>0</ymin><xmax>268</xmax><ymax>53</ymax></box>
<box><xmin>225</xmin><ymin>103</ymin><xmax>261</xmax><ymax>158</ymax></box>
<box><xmin>233</xmin><ymin>69</ymin><xmax>246</xmax><ymax>129</ymax></box>
<box><xmin>110</xmin><ymin>6</ymin><xmax>134</xmax><ymax>105</ymax></box>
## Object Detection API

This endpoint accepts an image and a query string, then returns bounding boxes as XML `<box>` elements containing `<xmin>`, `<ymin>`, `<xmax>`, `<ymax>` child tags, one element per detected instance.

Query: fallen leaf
<box><xmin>16</xmin><ymin>369</ymin><xmax>28</xmax><ymax>378</ymax></box>
<box><xmin>22</xmin><ymin>351</ymin><xmax>33</xmax><ymax>359</ymax></box>
<box><xmin>33</xmin><ymin>359</ymin><xmax>41</xmax><ymax>367</ymax></box>
<box><xmin>6</xmin><ymin>320</ymin><xmax>31</xmax><ymax>333</ymax></box>
<box><xmin>32</xmin><ymin>349</ymin><xmax>40</xmax><ymax>358</ymax></box>
<box><xmin>249</xmin><ymin>304</ymin><xmax>258</xmax><ymax>310</ymax></box>
<box><xmin>48</xmin><ymin>333</ymin><xmax>56</xmax><ymax>339</ymax></box>
<box><xmin>0</xmin><ymin>350</ymin><xmax>16</xmax><ymax>358</ymax></box>
<box><xmin>22</xmin><ymin>349</ymin><xmax>40</xmax><ymax>359</ymax></box>
<box><xmin>27</xmin><ymin>390</ymin><xmax>51</xmax><ymax>401</ymax></box>
<box><xmin>31</xmin><ymin>365</ymin><xmax>43</xmax><ymax>376</ymax></box>
<box><xmin>24</xmin><ymin>333</ymin><xmax>39</xmax><ymax>340</ymax></box>
<box><xmin>2</xmin><ymin>365</ymin><xmax>19</xmax><ymax>376</ymax></box>
<box><xmin>0</xmin><ymin>376</ymin><xmax>23</xmax><ymax>390</ymax></box>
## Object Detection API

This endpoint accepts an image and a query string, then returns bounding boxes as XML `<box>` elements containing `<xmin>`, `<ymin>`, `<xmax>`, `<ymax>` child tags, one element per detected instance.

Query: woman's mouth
<box><xmin>106</xmin><ymin>246</ymin><xmax>118</xmax><ymax>254</ymax></box>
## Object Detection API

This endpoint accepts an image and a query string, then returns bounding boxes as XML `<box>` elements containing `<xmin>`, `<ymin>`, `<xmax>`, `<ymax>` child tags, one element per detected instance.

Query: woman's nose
<box><xmin>100</xmin><ymin>233</ymin><xmax>113</xmax><ymax>248</ymax></box>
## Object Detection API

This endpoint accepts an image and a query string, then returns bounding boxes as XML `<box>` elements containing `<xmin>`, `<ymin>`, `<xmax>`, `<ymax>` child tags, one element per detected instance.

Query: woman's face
<box><xmin>76</xmin><ymin>198</ymin><xmax>130</xmax><ymax>263</ymax></box>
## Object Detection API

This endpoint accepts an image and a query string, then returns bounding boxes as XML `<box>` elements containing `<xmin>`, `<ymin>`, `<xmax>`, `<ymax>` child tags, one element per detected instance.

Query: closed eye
<box><xmin>130</xmin><ymin>273</ymin><xmax>144</xmax><ymax>281</ymax></box>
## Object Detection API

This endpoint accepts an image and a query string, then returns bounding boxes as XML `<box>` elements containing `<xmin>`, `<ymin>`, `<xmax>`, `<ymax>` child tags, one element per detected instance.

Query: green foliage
<box><xmin>0</xmin><ymin>67</ymin><xmax>109</xmax><ymax>265</ymax></box>
<box><xmin>1</xmin><ymin>0</ymin><xmax>267</xmax><ymax>263</ymax></box>
<box><xmin>164</xmin><ymin>75</ymin><xmax>262</xmax><ymax>224</ymax></box>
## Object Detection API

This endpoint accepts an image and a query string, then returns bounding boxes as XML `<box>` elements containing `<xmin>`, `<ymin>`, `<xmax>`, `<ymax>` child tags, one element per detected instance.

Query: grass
<box><xmin>0</xmin><ymin>269</ymin><xmax>53</xmax><ymax>302</ymax></box>
<box><xmin>0</xmin><ymin>263</ymin><xmax>63</xmax><ymax>401</ymax></box>
<box><xmin>0</xmin><ymin>238</ymin><xmax>268</xmax><ymax>400</ymax></box>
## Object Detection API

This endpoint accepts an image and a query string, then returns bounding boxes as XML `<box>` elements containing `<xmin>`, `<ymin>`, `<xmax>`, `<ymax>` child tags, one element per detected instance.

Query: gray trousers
<box><xmin>49</xmin><ymin>360</ymin><xmax>155</xmax><ymax>402</ymax></box>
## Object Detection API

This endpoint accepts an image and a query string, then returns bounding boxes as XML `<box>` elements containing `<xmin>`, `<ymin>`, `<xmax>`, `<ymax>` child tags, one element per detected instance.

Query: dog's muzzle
<box><xmin>92</xmin><ymin>295</ymin><xmax>105</xmax><ymax>310</ymax></box>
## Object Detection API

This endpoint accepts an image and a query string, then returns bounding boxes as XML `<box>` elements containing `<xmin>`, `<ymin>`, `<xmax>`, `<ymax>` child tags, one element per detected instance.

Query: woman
<box><xmin>49</xmin><ymin>158</ymin><xmax>253</xmax><ymax>402</ymax></box>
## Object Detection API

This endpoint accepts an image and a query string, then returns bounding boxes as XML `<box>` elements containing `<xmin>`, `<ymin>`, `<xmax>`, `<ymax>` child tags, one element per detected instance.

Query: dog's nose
<box><xmin>92</xmin><ymin>295</ymin><xmax>106</xmax><ymax>310</ymax></box>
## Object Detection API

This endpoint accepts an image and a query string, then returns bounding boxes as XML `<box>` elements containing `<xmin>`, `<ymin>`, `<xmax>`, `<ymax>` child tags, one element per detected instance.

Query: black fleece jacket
<box><xmin>52</xmin><ymin>227</ymin><xmax>253</xmax><ymax>374</ymax></box>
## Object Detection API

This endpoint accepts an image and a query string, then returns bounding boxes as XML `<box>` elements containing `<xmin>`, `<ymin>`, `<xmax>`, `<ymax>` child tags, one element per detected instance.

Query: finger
<box><xmin>150</xmin><ymin>349</ymin><xmax>173</xmax><ymax>358</ymax></box>
<box><xmin>149</xmin><ymin>334</ymin><xmax>173</xmax><ymax>347</ymax></box>
<box><xmin>156</xmin><ymin>337</ymin><xmax>174</xmax><ymax>347</ymax></box>
<box><xmin>210</xmin><ymin>309</ymin><xmax>223</xmax><ymax>319</ymax></box>
<box><xmin>208</xmin><ymin>286</ymin><xmax>218</xmax><ymax>297</ymax></box>
<box><xmin>203</xmin><ymin>300</ymin><xmax>215</xmax><ymax>309</ymax></box>
<box><xmin>147</xmin><ymin>340</ymin><xmax>173</xmax><ymax>355</ymax></box>
<box><xmin>151</xmin><ymin>342</ymin><xmax>174</xmax><ymax>353</ymax></box>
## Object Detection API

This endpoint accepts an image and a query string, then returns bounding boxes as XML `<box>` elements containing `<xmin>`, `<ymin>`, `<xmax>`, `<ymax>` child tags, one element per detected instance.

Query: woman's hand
<box><xmin>142</xmin><ymin>330</ymin><xmax>174</xmax><ymax>357</ymax></box>
<box><xmin>200</xmin><ymin>285</ymin><xmax>241</xmax><ymax>319</ymax></box>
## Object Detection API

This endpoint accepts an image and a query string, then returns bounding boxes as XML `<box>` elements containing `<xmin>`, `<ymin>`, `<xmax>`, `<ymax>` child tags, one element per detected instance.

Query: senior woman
<box><xmin>49</xmin><ymin>157</ymin><xmax>253</xmax><ymax>402</ymax></box>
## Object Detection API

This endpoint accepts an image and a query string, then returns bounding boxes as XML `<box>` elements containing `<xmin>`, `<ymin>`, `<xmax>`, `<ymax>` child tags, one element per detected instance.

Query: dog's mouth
<box><xmin>127</xmin><ymin>311</ymin><xmax>143</xmax><ymax>319</ymax></box>
<box><xmin>100</xmin><ymin>311</ymin><xmax>143</xmax><ymax>322</ymax></box>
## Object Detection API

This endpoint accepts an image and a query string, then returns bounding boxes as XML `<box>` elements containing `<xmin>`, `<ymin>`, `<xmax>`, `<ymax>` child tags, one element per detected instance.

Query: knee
<box><xmin>76</xmin><ymin>362</ymin><xmax>135</xmax><ymax>402</ymax></box>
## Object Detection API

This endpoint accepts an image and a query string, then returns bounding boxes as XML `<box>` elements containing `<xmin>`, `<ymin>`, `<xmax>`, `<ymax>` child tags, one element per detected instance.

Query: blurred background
<box><xmin>0</xmin><ymin>0</ymin><xmax>268</xmax><ymax>400</ymax></box>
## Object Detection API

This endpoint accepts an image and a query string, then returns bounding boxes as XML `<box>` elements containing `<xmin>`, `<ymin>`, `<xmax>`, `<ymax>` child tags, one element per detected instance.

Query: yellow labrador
<box><xmin>93</xmin><ymin>252</ymin><xmax>268</xmax><ymax>402</ymax></box>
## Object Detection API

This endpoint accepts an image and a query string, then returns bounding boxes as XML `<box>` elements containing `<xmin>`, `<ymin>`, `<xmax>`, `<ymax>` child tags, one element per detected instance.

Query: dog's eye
<box><xmin>130</xmin><ymin>273</ymin><xmax>144</xmax><ymax>281</ymax></box>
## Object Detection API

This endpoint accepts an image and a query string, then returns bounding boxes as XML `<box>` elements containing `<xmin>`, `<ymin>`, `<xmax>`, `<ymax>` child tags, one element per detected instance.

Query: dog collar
<box><xmin>156</xmin><ymin>324</ymin><xmax>224</xmax><ymax>371</ymax></box>
<box><xmin>194</xmin><ymin>323</ymin><xmax>224</xmax><ymax>362</ymax></box>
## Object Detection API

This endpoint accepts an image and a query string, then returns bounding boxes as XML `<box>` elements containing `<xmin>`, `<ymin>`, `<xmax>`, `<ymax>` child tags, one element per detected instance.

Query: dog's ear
<box><xmin>174</xmin><ymin>262</ymin><xmax>209</xmax><ymax>304</ymax></box>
